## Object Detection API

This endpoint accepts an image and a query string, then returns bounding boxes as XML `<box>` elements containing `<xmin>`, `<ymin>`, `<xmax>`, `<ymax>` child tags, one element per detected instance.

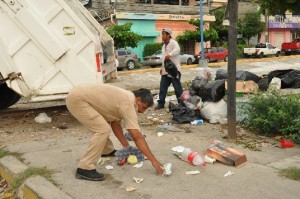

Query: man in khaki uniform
<box><xmin>66</xmin><ymin>84</ymin><xmax>164</xmax><ymax>181</ymax></box>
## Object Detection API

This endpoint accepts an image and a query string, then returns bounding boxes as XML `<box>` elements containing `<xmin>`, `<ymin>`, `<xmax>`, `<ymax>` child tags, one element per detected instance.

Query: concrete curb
<box><xmin>0</xmin><ymin>155</ymin><xmax>71</xmax><ymax>199</ymax></box>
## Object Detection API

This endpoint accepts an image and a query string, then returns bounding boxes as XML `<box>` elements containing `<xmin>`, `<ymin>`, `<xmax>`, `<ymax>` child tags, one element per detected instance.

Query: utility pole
<box><xmin>227</xmin><ymin>0</ymin><xmax>238</xmax><ymax>142</ymax></box>
<box><xmin>199</xmin><ymin>0</ymin><xmax>207</xmax><ymax>67</ymax></box>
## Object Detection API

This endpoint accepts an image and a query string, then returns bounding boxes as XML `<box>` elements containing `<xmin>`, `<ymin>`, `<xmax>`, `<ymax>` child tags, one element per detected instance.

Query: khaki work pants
<box><xmin>66</xmin><ymin>91</ymin><xmax>115</xmax><ymax>170</ymax></box>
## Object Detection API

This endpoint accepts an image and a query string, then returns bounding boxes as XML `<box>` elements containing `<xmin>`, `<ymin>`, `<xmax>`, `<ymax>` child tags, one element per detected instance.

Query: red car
<box><xmin>194</xmin><ymin>47</ymin><xmax>228</xmax><ymax>63</ymax></box>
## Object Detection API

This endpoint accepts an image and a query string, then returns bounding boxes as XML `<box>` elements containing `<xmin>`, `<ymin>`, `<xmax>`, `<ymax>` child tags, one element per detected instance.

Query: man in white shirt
<box><xmin>155</xmin><ymin>28</ymin><xmax>183</xmax><ymax>110</ymax></box>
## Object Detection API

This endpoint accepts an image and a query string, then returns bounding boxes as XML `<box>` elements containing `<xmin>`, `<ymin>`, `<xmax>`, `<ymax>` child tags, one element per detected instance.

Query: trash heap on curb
<box><xmin>169</xmin><ymin>68</ymin><xmax>300</xmax><ymax>124</ymax></box>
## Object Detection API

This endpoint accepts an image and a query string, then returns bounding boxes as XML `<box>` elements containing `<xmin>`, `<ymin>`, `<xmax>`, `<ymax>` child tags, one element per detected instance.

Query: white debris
<box><xmin>163</xmin><ymin>163</ymin><xmax>172</xmax><ymax>176</ymax></box>
<box><xmin>34</xmin><ymin>113</ymin><xmax>52</xmax><ymax>123</ymax></box>
<box><xmin>186</xmin><ymin>170</ymin><xmax>201</xmax><ymax>175</ymax></box>
<box><xmin>133</xmin><ymin>177</ymin><xmax>143</xmax><ymax>184</ymax></box>
<box><xmin>204</xmin><ymin>155</ymin><xmax>216</xmax><ymax>164</ymax></box>
<box><xmin>224</xmin><ymin>171</ymin><xmax>235</xmax><ymax>177</ymax></box>
<box><xmin>126</xmin><ymin>187</ymin><xmax>137</xmax><ymax>192</ymax></box>
<box><xmin>147</xmin><ymin>116</ymin><xmax>154</xmax><ymax>120</ymax></box>
<box><xmin>133</xmin><ymin>161</ymin><xmax>144</xmax><ymax>168</ymax></box>
<box><xmin>171</xmin><ymin>146</ymin><xmax>185</xmax><ymax>153</ymax></box>
<box><xmin>105</xmin><ymin>165</ymin><xmax>114</xmax><ymax>170</ymax></box>
<box><xmin>157</xmin><ymin>132</ymin><xmax>164</xmax><ymax>137</ymax></box>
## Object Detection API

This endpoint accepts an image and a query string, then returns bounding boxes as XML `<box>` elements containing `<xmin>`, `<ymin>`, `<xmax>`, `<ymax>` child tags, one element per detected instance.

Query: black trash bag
<box><xmin>189</xmin><ymin>85</ymin><xmax>197</xmax><ymax>96</ymax></box>
<box><xmin>268</xmin><ymin>69</ymin><xmax>295</xmax><ymax>83</ymax></box>
<box><xmin>189</xmin><ymin>95</ymin><xmax>201</xmax><ymax>106</ymax></box>
<box><xmin>236</xmin><ymin>71</ymin><xmax>262</xmax><ymax>83</ymax></box>
<box><xmin>257</xmin><ymin>76</ymin><xmax>269</xmax><ymax>91</ymax></box>
<box><xmin>198</xmin><ymin>80</ymin><xmax>226</xmax><ymax>102</ymax></box>
<box><xmin>164</xmin><ymin>60</ymin><xmax>180</xmax><ymax>79</ymax></box>
<box><xmin>191</xmin><ymin>77</ymin><xmax>208</xmax><ymax>91</ymax></box>
<box><xmin>281</xmin><ymin>70</ymin><xmax>300</xmax><ymax>88</ymax></box>
<box><xmin>216</xmin><ymin>69</ymin><xmax>261</xmax><ymax>82</ymax></box>
<box><xmin>215</xmin><ymin>69</ymin><xmax>228</xmax><ymax>80</ymax></box>
<box><xmin>169</xmin><ymin>102</ymin><xmax>198</xmax><ymax>123</ymax></box>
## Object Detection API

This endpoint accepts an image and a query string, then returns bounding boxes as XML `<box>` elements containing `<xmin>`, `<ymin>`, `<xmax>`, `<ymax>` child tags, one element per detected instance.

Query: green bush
<box><xmin>143</xmin><ymin>43</ymin><xmax>163</xmax><ymax>57</ymax></box>
<box><xmin>240</xmin><ymin>91</ymin><xmax>300</xmax><ymax>143</ymax></box>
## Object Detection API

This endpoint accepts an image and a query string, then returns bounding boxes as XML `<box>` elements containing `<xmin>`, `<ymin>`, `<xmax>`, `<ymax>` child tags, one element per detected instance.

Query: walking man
<box><xmin>155</xmin><ymin>28</ymin><xmax>183</xmax><ymax>110</ymax></box>
<box><xmin>66</xmin><ymin>84</ymin><xmax>164</xmax><ymax>181</ymax></box>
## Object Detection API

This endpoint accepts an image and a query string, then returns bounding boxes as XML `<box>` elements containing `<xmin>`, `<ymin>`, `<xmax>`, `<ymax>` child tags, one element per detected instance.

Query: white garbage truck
<box><xmin>0</xmin><ymin>0</ymin><xmax>117</xmax><ymax>109</ymax></box>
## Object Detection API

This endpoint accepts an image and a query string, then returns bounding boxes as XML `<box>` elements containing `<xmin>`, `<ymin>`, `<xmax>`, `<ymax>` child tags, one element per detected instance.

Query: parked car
<box><xmin>244</xmin><ymin>43</ymin><xmax>281</xmax><ymax>58</ymax></box>
<box><xmin>194</xmin><ymin>47</ymin><xmax>228</xmax><ymax>63</ymax></box>
<box><xmin>142</xmin><ymin>50</ymin><xmax>195</xmax><ymax>67</ymax></box>
<box><xmin>116</xmin><ymin>49</ymin><xmax>140</xmax><ymax>70</ymax></box>
<box><xmin>281</xmin><ymin>38</ymin><xmax>300</xmax><ymax>55</ymax></box>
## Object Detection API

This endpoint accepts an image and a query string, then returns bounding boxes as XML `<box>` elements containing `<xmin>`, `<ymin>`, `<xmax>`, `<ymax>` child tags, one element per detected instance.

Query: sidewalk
<box><xmin>4</xmin><ymin>122</ymin><xmax>300</xmax><ymax>199</ymax></box>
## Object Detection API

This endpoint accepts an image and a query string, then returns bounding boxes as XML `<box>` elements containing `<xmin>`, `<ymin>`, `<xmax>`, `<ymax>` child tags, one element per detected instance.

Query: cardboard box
<box><xmin>206</xmin><ymin>143</ymin><xmax>247</xmax><ymax>167</ymax></box>
<box><xmin>225</xmin><ymin>80</ymin><xmax>259</xmax><ymax>93</ymax></box>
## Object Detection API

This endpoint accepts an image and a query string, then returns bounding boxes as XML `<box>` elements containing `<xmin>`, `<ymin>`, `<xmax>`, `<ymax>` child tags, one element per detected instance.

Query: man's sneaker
<box><xmin>101</xmin><ymin>149</ymin><xmax>118</xmax><ymax>157</ymax></box>
<box><xmin>75</xmin><ymin>168</ymin><xmax>105</xmax><ymax>181</ymax></box>
<box><xmin>154</xmin><ymin>104</ymin><xmax>164</xmax><ymax>110</ymax></box>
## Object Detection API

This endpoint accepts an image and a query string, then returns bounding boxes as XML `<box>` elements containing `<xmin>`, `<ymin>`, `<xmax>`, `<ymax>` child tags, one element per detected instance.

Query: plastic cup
<box><xmin>280</xmin><ymin>139</ymin><xmax>294</xmax><ymax>148</ymax></box>
<box><xmin>187</xmin><ymin>151</ymin><xmax>203</xmax><ymax>165</ymax></box>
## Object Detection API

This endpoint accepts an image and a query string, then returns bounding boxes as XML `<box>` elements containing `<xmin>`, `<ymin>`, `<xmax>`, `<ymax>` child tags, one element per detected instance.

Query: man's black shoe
<box><xmin>75</xmin><ymin>168</ymin><xmax>105</xmax><ymax>181</ymax></box>
<box><xmin>154</xmin><ymin>104</ymin><xmax>164</xmax><ymax>110</ymax></box>
<box><xmin>101</xmin><ymin>149</ymin><xmax>117</xmax><ymax>157</ymax></box>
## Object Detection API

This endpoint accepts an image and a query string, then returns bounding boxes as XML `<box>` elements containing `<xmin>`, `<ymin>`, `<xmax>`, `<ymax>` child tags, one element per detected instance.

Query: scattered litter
<box><xmin>157</xmin><ymin>132</ymin><xmax>164</xmax><ymax>137</ymax></box>
<box><xmin>58</xmin><ymin>123</ymin><xmax>68</xmax><ymax>130</ymax></box>
<box><xmin>34</xmin><ymin>113</ymin><xmax>52</xmax><ymax>123</ymax></box>
<box><xmin>151</xmin><ymin>118</ymin><xmax>160</xmax><ymax>122</ymax></box>
<box><xmin>159</xmin><ymin>120</ymin><xmax>164</xmax><ymax>123</ymax></box>
<box><xmin>126</xmin><ymin>187</ymin><xmax>137</xmax><ymax>192</ymax></box>
<box><xmin>268</xmin><ymin>77</ymin><xmax>281</xmax><ymax>91</ymax></box>
<box><xmin>207</xmin><ymin>140</ymin><xmax>247</xmax><ymax>167</ymax></box>
<box><xmin>127</xmin><ymin>155</ymin><xmax>138</xmax><ymax>165</ymax></box>
<box><xmin>133</xmin><ymin>177</ymin><xmax>143</xmax><ymax>184</ymax></box>
<box><xmin>186</xmin><ymin>170</ymin><xmax>200</xmax><ymax>175</ymax></box>
<box><xmin>163</xmin><ymin>163</ymin><xmax>172</xmax><ymax>176</ymax></box>
<box><xmin>115</xmin><ymin>146</ymin><xmax>145</xmax><ymax>165</ymax></box>
<box><xmin>171</xmin><ymin>146</ymin><xmax>185</xmax><ymax>153</ymax></box>
<box><xmin>201</xmin><ymin>99</ymin><xmax>227</xmax><ymax>124</ymax></box>
<box><xmin>105</xmin><ymin>165</ymin><xmax>114</xmax><ymax>170</ymax></box>
<box><xmin>133</xmin><ymin>161</ymin><xmax>144</xmax><ymax>168</ymax></box>
<box><xmin>224</xmin><ymin>171</ymin><xmax>235</xmax><ymax>177</ymax></box>
<box><xmin>157</xmin><ymin>124</ymin><xmax>184</xmax><ymax>132</ymax></box>
<box><xmin>147</xmin><ymin>116</ymin><xmax>154</xmax><ymax>120</ymax></box>
<box><xmin>280</xmin><ymin>139</ymin><xmax>294</xmax><ymax>148</ymax></box>
<box><xmin>204</xmin><ymin>155</ymin><xmax>216</xmax><ymax>164</ymax></box>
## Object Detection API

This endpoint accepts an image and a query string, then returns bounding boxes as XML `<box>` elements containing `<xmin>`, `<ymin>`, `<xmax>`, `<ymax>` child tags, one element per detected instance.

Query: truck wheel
<box><xmin>126</xmin><ymin>61</ymin><xmax>135</xmax><ymax>70</ymax></box>
<box><xmin>259</xmin><ymin>52</ymin><xmax>264</xmax><ymax>58</ymax></box>
<box><xmin>150</xmin><ymin>65</ymin><xmax>157</xmax><ymax>68</ymax></box>
<box><xmin>285</xmin><ymin>52</ymin><xmax>291</xmax><ymax>56</ymax></box>
<box><xmin>275</xmin><ymin>51</ymin><xmax>280</xmax><ymax>57</ymax></box>
<box><xmin>187</xmin><ymin>58</ymin><xmax>193</xmax><ymax>65</ymax></box>
<box><xmin>224</xmin><ymin>56</ymin><xmax>228</xmax><ymax>62</ymax></box>
<box><xmin>0</xmin><ymin>83</ymin><xmax>21</xmax><ymax>110</ymax></box>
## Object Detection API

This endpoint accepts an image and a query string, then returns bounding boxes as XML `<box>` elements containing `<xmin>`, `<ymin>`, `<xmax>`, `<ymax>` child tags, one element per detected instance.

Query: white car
<box><xmin>142</xmin><ymin>50</ymin><xmax>195</xmax><ymax>67</ymax></box>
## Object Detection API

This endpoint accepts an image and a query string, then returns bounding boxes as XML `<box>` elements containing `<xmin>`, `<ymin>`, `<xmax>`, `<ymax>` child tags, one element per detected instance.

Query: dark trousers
<box><xmin>158</xmin><ymin>74</ymin><xmax>183</xmax><ymax>105</ymax></box>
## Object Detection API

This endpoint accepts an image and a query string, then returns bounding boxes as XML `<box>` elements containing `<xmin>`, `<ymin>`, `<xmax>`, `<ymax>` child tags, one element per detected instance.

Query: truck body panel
<box><xmin>244</xmin><ymin>43</ymin><xmax>281</xmax><ymax>58</ymax></box>
<box><xmin>0</xmin><ymin>0</ymin><xmax>116</xmax><ymax>103</ymax></box>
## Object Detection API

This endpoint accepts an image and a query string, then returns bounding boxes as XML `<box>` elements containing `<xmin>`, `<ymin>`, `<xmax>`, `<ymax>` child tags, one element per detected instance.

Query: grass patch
<box><xmin>11</xmin><ymin>167</ymin><xmax>55</xmax><ymax>189</ymax></box>
<box><xmin>0</xmin><ymin>148</ymin><xmax>24</xmax><ymax>162</ymax></box>
<box><xmin>279</xmin><ymin>167</ymin><xmax>300</xmax><ymax>182</ymax></box>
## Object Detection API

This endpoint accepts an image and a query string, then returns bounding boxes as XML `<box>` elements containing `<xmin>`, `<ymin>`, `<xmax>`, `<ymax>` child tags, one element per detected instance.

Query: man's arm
<box><xmin>111</xmin><ymin>121</ymin><xmax>129</xmax><ymax>148</ymax></box>
<box><xmin>128</xmin><ymin>129</ymin><xmax>164</xmax><ymax>175</ymax></box>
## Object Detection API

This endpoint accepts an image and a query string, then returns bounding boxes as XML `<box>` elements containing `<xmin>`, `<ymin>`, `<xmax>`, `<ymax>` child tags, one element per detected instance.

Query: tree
<box><xmin>210</xmin><ymin>8</ymin><xmax>228</xmax><ymax>43</ymax></box>
<box><xmin>176</xmin><ymin>19</ymin><xmax>218</xmax><ymax>46</ymax></box>
<box><xmin>255</xmin><ymin>0</ymin><xmax>300</xmax><ymax>16</ymax></box>
<box><xmin>241</xmin><ymin>11</ymin><xmax>265</xmax><ymax>45</ymax></box>
<box><xmin>107</xmin><ymin>22</ymin><xmax>143</xmax><ymax>49</ymax></box>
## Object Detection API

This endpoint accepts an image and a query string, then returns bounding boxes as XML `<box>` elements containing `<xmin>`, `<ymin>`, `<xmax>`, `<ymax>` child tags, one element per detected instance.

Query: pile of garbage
<box><xmin>169</xmin><ymin>68</ymin><xmax>300</xmax><ymax>124</ymax></box>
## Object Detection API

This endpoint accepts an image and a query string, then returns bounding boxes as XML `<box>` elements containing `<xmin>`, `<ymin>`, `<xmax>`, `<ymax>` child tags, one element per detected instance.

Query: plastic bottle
<box><xmin>190</xmin><ymin>119</ymin><xmax>203</xmax><ymax>125</ymax></box>
<box><xmin>182</xmin><ymin>147</ymin><xmax>204</xmax><ymax>166</ymax></box>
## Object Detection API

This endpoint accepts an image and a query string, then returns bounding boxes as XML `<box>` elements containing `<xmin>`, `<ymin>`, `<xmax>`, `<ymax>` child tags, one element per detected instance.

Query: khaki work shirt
<box><xmin>71</xmin><ymin>83</ymin><xmax>140</xmax><ymax>130</ymax></box>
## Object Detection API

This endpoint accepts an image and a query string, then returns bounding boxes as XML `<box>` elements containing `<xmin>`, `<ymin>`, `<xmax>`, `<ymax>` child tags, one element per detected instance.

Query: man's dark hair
<box><xmin>132</xmin><ymin>88</ymin><xmax>154</xmax><ymax>107</ymax></box>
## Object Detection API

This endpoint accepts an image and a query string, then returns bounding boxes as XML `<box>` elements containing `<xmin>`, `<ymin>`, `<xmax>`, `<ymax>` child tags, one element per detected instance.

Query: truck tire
<box><xmin>224</xmin><ymin>56</ymin><xmax>228</xmax><ymax>62</ymax></box>
<box><xmin>275</xmin><ymin>51</ymin><xmax>280</xmax><ymax>57</ymax></box>
<box><xmin>285</xmin><ymin>51</ymin><xmax>291</xmax><ymax>56</ymax></box>
<box><xmin>0</xmin><ymin>83</ymin><xmax>21</xmax><ymax>110</ymax></box>
<box><xmin>187</xmin><ymin>58</ymin><xmax>193</xmax><ymax>65</ymax></box>
<box><xmin>126</xmin><ymin>61</ymin><xmax>135</xmax><ymax>70</ymax></box>
<box><xmin>258</xmin><ymin>52</ymin><xmax>264</xmax><ymax>58</ymax></box>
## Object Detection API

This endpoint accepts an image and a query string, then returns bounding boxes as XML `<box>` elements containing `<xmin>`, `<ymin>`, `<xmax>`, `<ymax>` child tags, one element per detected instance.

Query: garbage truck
<box><xmin>0</xmin><ymin>0</ymin><xmax>117</xmax><ymax>109</ymax></box>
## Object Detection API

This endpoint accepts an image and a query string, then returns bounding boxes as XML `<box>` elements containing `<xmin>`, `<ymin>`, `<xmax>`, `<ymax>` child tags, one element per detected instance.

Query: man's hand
<box><xmin>160</xmin><ymin>68</ymin><xmax>162</xmax><ymax>75</ymax></box>
<box><xmin>152</xmin><ymin>160</ymin><xmax>164</xmax><ymax>175</ymax></box>
<box><xmin>165</xmin><ymin>55</ymin><xmax>170</xmax><ymax>60</ymax></box>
